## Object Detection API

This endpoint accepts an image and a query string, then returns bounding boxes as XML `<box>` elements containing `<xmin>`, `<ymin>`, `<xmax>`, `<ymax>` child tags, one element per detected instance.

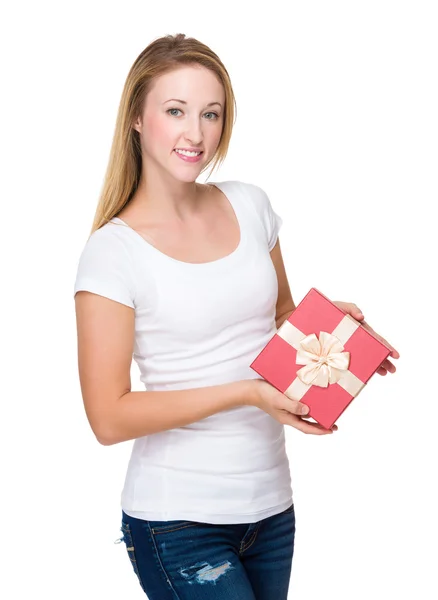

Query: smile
<box><xmin>175</xmin><ymin>149</ymin><xmax>202</xmax><ymax>157</ymax></box>
<box><xmin>174</xmin><ymin>149</ymin><xmax>203</xmax><ymax>163</ymax></box>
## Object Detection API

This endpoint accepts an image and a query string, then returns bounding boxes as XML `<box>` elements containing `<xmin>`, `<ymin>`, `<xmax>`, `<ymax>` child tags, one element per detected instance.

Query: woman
<box><xmin>73</xmin><ymin>33</ymin><xmax>399</xmax><ymax>599</ymax></box>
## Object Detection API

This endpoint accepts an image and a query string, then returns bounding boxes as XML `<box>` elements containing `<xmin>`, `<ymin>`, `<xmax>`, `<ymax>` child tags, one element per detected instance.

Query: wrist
<box><xmin>241</xmin><ymin>379</ymin><xmax>260</xmax><ymax>407</ymax></box>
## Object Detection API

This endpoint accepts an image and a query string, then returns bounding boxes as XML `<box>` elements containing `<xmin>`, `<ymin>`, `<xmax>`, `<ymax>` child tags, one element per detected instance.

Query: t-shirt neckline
<box><xmin>110</xmin><ymin>181</ymin><xmax>246</xmax><ymax>269</ymax></box>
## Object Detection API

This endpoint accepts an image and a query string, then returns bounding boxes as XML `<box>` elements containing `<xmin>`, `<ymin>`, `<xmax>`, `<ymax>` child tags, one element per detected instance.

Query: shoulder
<box><xmin>210</xmin><ymin>179</ymin><xmax>264</xmax><ymax>193</ymax></box>
<box><xmin>74</xmin><ymin>222</ymin><xmax>136</xmax><ymax>307</ymax></box>
<box><xmin>78</xmin><ymin>221</ymin><xmax>132</xmax><ymax>257</ymax></box>
<box><xmin>213</xmin><ymin>180</ymin><xmax>272</xmax><ymax>216</ymax></box>
<box><xmin>75</xmin><ymin>221</ymin><xmax>136</xmax><ymax>284</ymax></box>
<box><xmin>211</xmin><ymin>179</ymin><xmax>269</xmax><ymax>203</ymax></box>
<box><xmin>215</xmin><ymin>180</ymin><xmax>282</xmax><ymax>251</ymax></box>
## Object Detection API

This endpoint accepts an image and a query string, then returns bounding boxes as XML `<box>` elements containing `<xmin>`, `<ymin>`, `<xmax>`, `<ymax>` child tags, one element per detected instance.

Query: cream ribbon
<box><xmin>277</xmin><ymin>314</ymin><xmax>366</xmax><ymax>401</ymax></box>
<box><xmin>296</xmin><ymin>331</ymin><xmax>350</xmax><ymax>387</ymax></box>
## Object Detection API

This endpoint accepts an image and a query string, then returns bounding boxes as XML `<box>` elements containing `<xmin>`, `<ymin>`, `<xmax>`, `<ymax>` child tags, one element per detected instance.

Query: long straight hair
<box><xmin>89</xmin><ymin>33</ymin><xmax>237</xmax><ymax>236</ymax></box>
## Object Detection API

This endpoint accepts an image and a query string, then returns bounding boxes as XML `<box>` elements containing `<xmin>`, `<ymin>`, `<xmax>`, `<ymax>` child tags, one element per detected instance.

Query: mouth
<box><xmin>174</xmin><ymin>149</ymin><xmax>204</xmax><ymax>157</ymax></box>
<box><xmin>173</xmin><ymin>149</ymin><xmax>204</xmax><ymax>163</ymax></box>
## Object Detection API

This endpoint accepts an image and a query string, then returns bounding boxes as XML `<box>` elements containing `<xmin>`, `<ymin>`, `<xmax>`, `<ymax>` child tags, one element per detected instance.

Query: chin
<box><xmin>181</xmin><ymin>175</ymin><xmax>200</xmax><ymax>184</ymax></box>
<box><xmin>172</xmin><ymin>167</ymin><xmax>202</xmax><ymax>181</ymax></box>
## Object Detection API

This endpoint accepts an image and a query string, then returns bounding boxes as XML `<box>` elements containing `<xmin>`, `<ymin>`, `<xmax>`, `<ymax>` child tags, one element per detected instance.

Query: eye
<box><xmin>166</xmin><ymin>108</ymin><xmax>220</xmax><ymax>120</ymax></box>
<box><xmin>167</xmin><ymin>108</ymin><xmax>183</xmax><ymax>117</ymax></box>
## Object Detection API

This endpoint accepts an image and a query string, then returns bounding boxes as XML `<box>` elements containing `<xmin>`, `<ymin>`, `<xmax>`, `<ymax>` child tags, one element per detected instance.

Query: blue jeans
<box><xmin>115</xmin><ymin>503</ymin><xmax>296</xmax><ymax>599</ymax></box>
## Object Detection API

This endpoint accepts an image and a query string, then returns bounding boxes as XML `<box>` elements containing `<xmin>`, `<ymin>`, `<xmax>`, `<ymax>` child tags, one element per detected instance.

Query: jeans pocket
<box><xmin>149</xmin><ymin>520</ymin><xmax>199</xmax><ymax>535</ymax></box>
<box><xmin>120</xmin><ymin>520</ymin><xmax>146</xmax><ymax>592</ymax></box>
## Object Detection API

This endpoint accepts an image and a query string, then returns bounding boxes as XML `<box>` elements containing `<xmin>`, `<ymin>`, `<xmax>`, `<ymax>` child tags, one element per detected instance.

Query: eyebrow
<box><xmin>163</xmin><ymin>99</ymin><xmax>222</xmax><ymax>108</ymax></box>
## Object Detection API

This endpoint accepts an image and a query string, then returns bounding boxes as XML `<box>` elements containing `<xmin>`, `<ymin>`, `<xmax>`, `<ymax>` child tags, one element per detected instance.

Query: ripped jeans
<box><xmin>114</xmin><ymin>503</ymin><xmax>296</xmax><ymax>599</ymax></box>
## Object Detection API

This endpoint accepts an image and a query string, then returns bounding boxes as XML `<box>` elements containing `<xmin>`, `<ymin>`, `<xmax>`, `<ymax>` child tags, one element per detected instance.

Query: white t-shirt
<box><xmin>73</xmin><ymin>180</ymin><xmax>293</xmax><ymax>524</ymax></box>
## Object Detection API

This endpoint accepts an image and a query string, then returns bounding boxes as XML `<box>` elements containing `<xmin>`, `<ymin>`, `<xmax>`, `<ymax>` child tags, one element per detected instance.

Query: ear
<box><xmin>132</xmin><ymin>116</ymin><xmax>142</xmax><ymax>133</ymax></box>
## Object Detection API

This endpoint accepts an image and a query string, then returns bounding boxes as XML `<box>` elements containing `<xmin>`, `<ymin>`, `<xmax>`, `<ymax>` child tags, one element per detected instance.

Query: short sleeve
<box><xmin>73</xmin><ymin>227</ymin><xmax>136</xmax><ymax>308</ymax></box>
<box><xmin>244</xmin><ymin>183</ymin><xmax>283</xmax><ymax>251</ymax></box>
<box><xmin>265</xmin><ymin>195</ymin><xmax>283</xmax><ymax>251</ymax></box>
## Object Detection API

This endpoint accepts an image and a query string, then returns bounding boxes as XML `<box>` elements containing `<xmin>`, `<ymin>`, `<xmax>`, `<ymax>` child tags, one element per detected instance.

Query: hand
<box><xmin>251</xmin><ymin>379</ymin><xmax>337</xmax><ymax>435</ymax></box>
<box><xmin>333</xmin><ymin>301</ymin><xmax>400</xmax><ymax>375</ymax></box>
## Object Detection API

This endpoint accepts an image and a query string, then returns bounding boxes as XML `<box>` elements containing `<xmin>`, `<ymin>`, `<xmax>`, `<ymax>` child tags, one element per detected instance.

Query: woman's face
<box><xmin>134</xmin><ymin>65</ymin><xmax>225</xmax><ymax>182</ymax></box>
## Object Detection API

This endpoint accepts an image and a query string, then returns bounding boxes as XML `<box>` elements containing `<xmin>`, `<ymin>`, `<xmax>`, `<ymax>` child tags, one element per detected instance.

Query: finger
<box><xmin>382</xmin><ymin>341</ymin><xmax>400</xmax><ymax>359</ymax></box>
<box><xmin>282</xmin><ymin>397</ymin><xmax>311</xmax><ymax>417</ymax></box>
<box><xmin>381</xmin><ymin>359</ymin><xmax>397</xmax><ymax>373</ymax></box>
<box><xmin>302</xmin><ymin>417</ymin><xmax>338</xmax><ymax>431</ymax></box>
<box><xmin>376</xmin><ymin>359</ymin><xmax>397</xmax><ymax>376</ymax></box>
<box><xmin>284</xmin><ymin>414</ymin><xmax>335</xmax><ymax>435</ymax></box>
<box><xmin>352</xmin><ymin>304</ymin><xmax>365</xmax><ymax>319</ymax></box>
<box><xmin>342</xmin><ymin>302</ymin><xmax>365</xmax><ymax>320</ymax></box>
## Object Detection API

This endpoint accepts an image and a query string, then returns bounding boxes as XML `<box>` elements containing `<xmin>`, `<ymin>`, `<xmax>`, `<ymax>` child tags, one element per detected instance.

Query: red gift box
<box><xmin>250</xmin><ymin>288</ymin><xmax>392</xmax><ymax>429</ymax></box>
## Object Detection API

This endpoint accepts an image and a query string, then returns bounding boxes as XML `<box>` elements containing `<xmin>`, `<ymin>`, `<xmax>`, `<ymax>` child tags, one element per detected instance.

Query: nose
<box><xmin>184</xmin><ymin>116</ymin><xmax>203</xmax><ymax>145</ymax></box>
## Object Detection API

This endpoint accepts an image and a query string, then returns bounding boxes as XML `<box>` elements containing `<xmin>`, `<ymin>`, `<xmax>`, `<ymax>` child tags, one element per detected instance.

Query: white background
<box><xmin>1</xmin><ymin>1</ymin><xmax>437</xmax><ymax>598</ymax></box>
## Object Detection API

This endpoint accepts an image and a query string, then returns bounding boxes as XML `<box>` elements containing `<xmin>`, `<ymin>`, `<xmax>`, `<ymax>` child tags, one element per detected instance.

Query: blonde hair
<box><xmin>89</xmin><ymin>33</ymin><xmax>237</xmax><ymax>236</ymax></box>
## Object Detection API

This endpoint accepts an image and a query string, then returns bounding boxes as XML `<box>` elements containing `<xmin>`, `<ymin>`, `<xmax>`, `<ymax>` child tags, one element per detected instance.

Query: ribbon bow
<box><xmin>296</xmin><ymin>331</ymin><xmax>350</xmax><ymax>387</ymax></box>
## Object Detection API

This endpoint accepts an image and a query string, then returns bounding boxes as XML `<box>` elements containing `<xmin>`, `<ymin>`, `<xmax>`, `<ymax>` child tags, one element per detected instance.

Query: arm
<box><xmin>74</xmin><ymin>291</ymin><xmax>256</xmax><ymax>446</ymax></box>
<box><xmin>270</xmin><ymin>238</ymin><xmax>296</xmax><ymax>330</ymax></box>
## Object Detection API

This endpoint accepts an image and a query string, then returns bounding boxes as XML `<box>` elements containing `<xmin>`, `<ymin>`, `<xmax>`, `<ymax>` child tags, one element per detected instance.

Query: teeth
<box><xmin>175</xmin><ymin>149</ymin><xmax>201</xmax><ymax>157</ymax></box>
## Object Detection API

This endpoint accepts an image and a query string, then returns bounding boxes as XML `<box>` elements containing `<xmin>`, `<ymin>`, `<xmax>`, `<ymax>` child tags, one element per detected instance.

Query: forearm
<box><xmin>276</xmin><ymin>309</ymin><xmax>294</xmax><ymax>330</ymax></box>
<box><xmin>101</xmin><ymin>379</ymin><xmax>257</xmax><ymax>445</ymax></box>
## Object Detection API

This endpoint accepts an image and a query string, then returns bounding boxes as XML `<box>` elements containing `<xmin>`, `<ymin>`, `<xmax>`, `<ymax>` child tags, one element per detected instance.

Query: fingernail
<box><xmin>301</xmin><ymin>405</ymin><xmax>309</xmax><ymax>415</ymax></box>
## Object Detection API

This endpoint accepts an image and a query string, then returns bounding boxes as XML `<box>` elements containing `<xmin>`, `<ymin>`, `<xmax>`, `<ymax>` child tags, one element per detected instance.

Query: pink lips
<box><xmin>174</xmin><ymin>149</ymin><xmax>203</xmax><ymax>163</ymax></box>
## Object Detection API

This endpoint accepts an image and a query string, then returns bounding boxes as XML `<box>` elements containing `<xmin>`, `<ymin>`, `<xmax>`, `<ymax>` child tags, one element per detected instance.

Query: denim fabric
<box><xmin>115</xmin><ymin>503</ymin><xmax>296</xmax><ymax>599</ymax></box>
